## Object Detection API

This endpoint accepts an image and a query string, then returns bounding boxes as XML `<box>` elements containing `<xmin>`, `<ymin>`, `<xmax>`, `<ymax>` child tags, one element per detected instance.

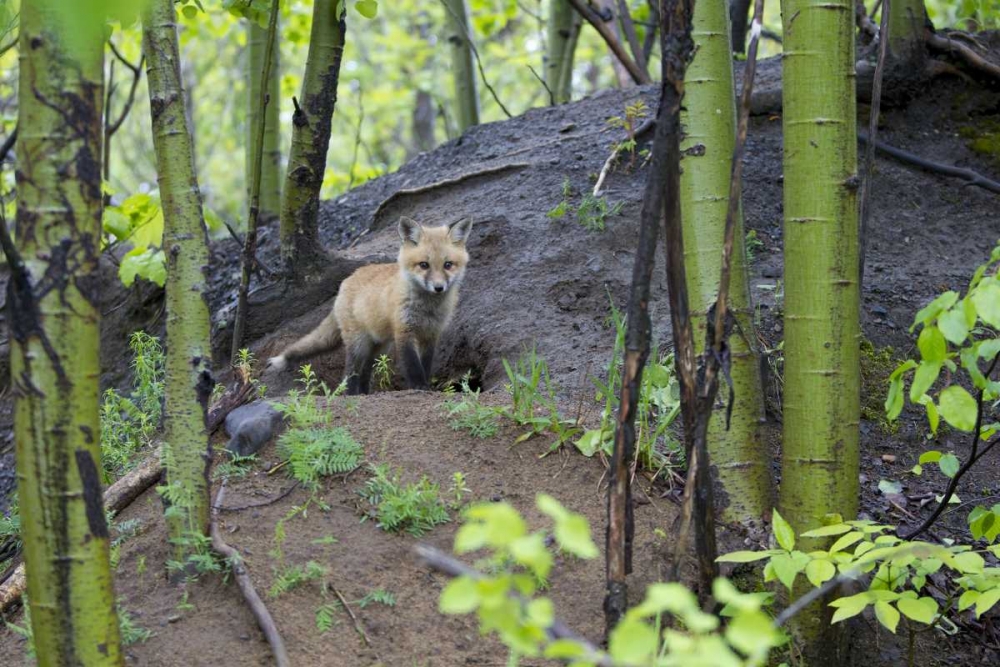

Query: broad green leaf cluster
<box><xmin>440</xmin><ymin>495</ymin><xmax>783</xmax><ymax>666</ymax></box>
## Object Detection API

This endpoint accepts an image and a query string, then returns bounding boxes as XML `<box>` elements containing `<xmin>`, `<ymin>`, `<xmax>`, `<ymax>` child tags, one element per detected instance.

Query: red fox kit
<box><xmin>267</xmin><ymin>217</ymin><xmax>473</xmax><ymax>394</ymax></box>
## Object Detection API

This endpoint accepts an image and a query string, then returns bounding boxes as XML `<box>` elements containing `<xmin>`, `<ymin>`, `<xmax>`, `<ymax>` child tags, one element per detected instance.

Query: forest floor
<box><xmin>3</xmin><ymin>47</ymin><xmax>1000</xmax><ymax>664</ymax></box>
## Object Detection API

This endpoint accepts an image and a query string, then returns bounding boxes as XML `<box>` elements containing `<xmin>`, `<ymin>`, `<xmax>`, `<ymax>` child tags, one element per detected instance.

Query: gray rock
<box><xmin>224</xmin><ymin>401</ymin><xmax>284</xmax><ymax>457</ymax></box>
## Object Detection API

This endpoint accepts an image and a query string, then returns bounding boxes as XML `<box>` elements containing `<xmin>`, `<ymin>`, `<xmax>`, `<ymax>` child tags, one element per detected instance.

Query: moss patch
<box><xmin>959</xmin><ymin>118</ymin><xmax>1000</xmax><ymax>167</ymax></box>
<box><xmin>860</xmin><ymin>339</ymin><xmax>900</xmax><ymax>434</ymax></box>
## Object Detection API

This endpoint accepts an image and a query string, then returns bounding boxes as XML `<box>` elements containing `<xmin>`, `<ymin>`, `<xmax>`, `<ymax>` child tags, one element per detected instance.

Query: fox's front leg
<box><xmin>396</xmin><ymin>332</ymin><xmax>430</xmax><ymax>390</ymax></box>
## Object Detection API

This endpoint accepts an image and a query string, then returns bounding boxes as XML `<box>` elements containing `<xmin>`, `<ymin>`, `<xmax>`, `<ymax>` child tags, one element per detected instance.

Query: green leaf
<box><xmin>938</xmin><ymin>386</ymin><xmax>978</xmax><ymax>432</ymax></box>
<box><xmin>918</xmin><ymin>326</ymin><xmax>947</xmax><ymax>363</ymax></box>
<box><xmin>573</xmin><ymin>430</ymin><xmax>604</xmax><ymax>457</ymax></box>
<box><xmin>772</xmin><ymin>509</ymin><xmax>795</xmax><ymax>551</ymax></box>
<box><xmin>912</xmin><ymin>291</ymin><xmax>958</xmax><ymax>330</ymax></box>
<box><xmin>119</xmin><ymin>247</ymin><xmax>166</xmax><ymax>287</ymax></box>
<box><xmin>918</xmin><ymin>451</ymin><xmax>942</xmax><ymax>465</ymax></box>
<box><xmin>878</xmin><ymin>479</ymin><xmax>903</xmax><ymax>496</ymax></box>
<box><xmin>909</xmin><ymin>361</ymin><xmax>941</xmax><ymax>402</ymax></box>
<box><xmin>103</xmin><ymin>207</ymin><xmax>131</xmax><ymax>239</ymax></box>
<box><xmin>874</xmin><ymin>601</ymin><xmax>900</xmax><ymax>633</ymax></box>
<box><xmin>805</xmin><ymin>559</ymin><xmax>836</xmax><ymax>587</ymax></box>
<box><xmin>544</xmin><ymin>639</ymin><xmax>589</xmax><ymax>660</ymax></box>
<box><xmin>975</xmin><ymin>588</ymin><xmax>1000</xmax><ymax>618</ymax></box>
<box><xmin>830</xmin><ymin>593</ymin><xmax>869</xmax><ymax>623</ymax></box>
<box><xmin>181</xmin><ymin>4</ymin><xmax>199</xmax><ymax>19</ymax></box>
<box><xmin>771</xmin><ymin>553</ymin><xmax>807</xmax><ymax>591</ymax></box>
<box><xmin>354</xmin><ymin>0</ymin><xmax>378</xmax><ymax>18</ymax></box>
<box><xmin>938</xmin><ymin>307</ymin><xmax>970</xmax><ymax>345</ymax></box>
<box><xmin>553</xmin><ymin>513</ymin><xmax>598</xmax><ymax>559</ymax></box>
<box><xmin>608</xmin><ymin>618</ymin><xmax>657</xmax><ymax>664</ymax></box>
<box><xmin>726</xmin><ymin>609</ymin><xmax>781</xmax><ymax>659</ymax></box>
<box><xmin>972</xmin><ymin>282</ymin><xmax>1000</xmax><ymax>328</ymax></box>
<box><xmin>801</xmin><ymin>524</ymin><xmax>852</xmax><ymax>538</ymax></box>
<box><xmin>897</xmin><ymin>596</ymin><xmax>937</xmax><ymax>625</ymax></box>
<box><xmin>526</xmin><ymin>598</ymin><xmax>554</xmax><ymax>628</ymax></box>
<box><xmin>716</xmin><ymin>550</ymin><xmax>776</xmax><ymax>563</ymax></box>
<box><xmin>938</xmin><ymin>453</ymin><xmax>960</xmax><ymax>479</ymax></box>
<box><xmin>829</xmin><ymin>531</ymin><xmax>864</xmax><ymax>554</ymax></box>
<box><xmin>952</xmin><ymin>551</ymin><xmax>984</xmax><ymax>574</ymax></box>
<box><xmin>958</xmin><ymin>590</ymin><xmax>980</xmax><ymax>611</ymax></box>
<box><xmin>439</xmin><ymin>576</ymin><xmax>479</xmax><ymax>614</ymax></box>
<box><xmin>510</xmin><ymin>533</ymin><xmax>553</xmax><ymax>580</ymax></box>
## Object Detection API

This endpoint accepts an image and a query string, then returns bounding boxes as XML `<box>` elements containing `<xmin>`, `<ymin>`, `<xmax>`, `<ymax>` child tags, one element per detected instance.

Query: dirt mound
<box><xmin>3</xmin><ymin>56</ymin><xmax>1000</xmax><ymax>664</ymax></box>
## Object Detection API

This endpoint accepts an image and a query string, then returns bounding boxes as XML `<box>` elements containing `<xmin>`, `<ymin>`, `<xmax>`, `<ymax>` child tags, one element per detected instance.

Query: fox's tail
<box><xmin>267</xmin><ymin>309</ymin><xmax>342</xmax><ymax>372</ymax></box>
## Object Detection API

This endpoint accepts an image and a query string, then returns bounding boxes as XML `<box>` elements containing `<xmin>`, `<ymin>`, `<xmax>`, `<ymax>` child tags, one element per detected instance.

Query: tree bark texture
<box><xmin>280</xmin><ymin>0</ymin><xmax>346</xmax><ymax>278</ymax></box>
<box><xmin>11</xmin><ymin>1</ymin><xmax>123</xmax><ymax>663</ymax></box>
<box><xmin>247</xmin><ymin>3</ymin><xmax>282</xmax><ymax>220</ymax></box>
<box><xmin>779</xmin><ymin>0</ymin><xmax>861</xmax><ymax>661</ymax></box>
<box><xmin>547</xmin><ymin>0</ymin><xmax>577</xmax><ymax>104</ymax></box>
<box><xmin>887</xmin><ymin>0</ymin><xmax>927</xmax><ymax>63</ymax></box>
<box><xmin>442</xmin><ymin>0</ymin><xmax>481</xmax><ymax>130</ymax></box>
<box><xmin>679</xmin><ymin>0</ymin><xmax>771</xmax><ymax>524</ymax></box>
<box><xmin>142</xmin><ymin>0</ymin><xmax>215</xmax><ymax>555</ymax></box>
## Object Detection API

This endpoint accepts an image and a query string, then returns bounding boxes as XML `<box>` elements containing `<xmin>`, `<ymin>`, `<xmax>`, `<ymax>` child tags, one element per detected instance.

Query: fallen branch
<box><xmin>415</xmin><ymin>544</ymin><xmax>611</xmax><ymax>665</ymax></box>
<box><xmin>333</xmin><ymin>585</ymin><xmax>373</xmax><ymax>647</ymax></box>
<box><xmin>566</xmin><ymin>0</ymin><xmax>651</xmax><ymax>85</ymax></box>
<box><xmin>211</xmin><ymin>484</ymin><xmax>290</xmax><ymax>667</ymax></box>
<box><xmin>371</xmin><ymin>162</ymin><xmax>529</xmax><ymax>227</ymax></box>
<box><xmin>0</xmin><ymin>450</ymin><xmax>163</xmax><ymax>612</ymax></box>
<box><xmin>858</xmin><ymin>132</ymin><xmax>1000</xmax><ymax>195</ymax></box>
<box><xmin>927</xmin><ymin>31</ymin><xmax>1000</xmax><ymax>83</ymax></box>
<box><xmin>214</xmin><ymin>482</ymin><xmax>300</xmax><ymax>512</ymax></box>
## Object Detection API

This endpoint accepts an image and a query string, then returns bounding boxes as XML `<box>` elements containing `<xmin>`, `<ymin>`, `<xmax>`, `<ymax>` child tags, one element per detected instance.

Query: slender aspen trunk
<box><xmin>248</xmin><ymin>5</ymin><xmax>282</xmax><ymax>219</ymax></box>
<box><xmin>442</xmin><ymin>0</ymin><xmax>480</xmax><ymax>130</ymax></box>
<box><xmin>680</xmin><ymin>0</ymin><xmax>770</xmax><ymax>524</ymax></box>
<box><xmin>11</xmin><ymin>1</ymin><xmax>123</xmax><ymax>663</ymax></box>
<box><xmin>779</xmin><ymin>0</ymin><xmax>860</xmax><ymax>661</ymax></box>
<box><xmin>546</xmin><ymin>0</ymin><xmax>576</xmax><ymax>103</ymax></box>
<box><xmin>142</xmin><ymin>0</ymin><xmax>215</xmax><ymax>559</ymax></box>
<box><xmin>280</xmin><ymin>0</ymin><xmax>345</xmax><ymax>278</ymax></box>
<box><xmin>888</xmin><ymin>0</ymin><xmax>926</xmax><ymax>62</ymax></box>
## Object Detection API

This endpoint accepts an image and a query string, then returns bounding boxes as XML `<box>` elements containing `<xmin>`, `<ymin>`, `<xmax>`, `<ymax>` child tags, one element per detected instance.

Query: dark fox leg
<box><xmin>344</xmin><ymin>336</ymin><xmax>376</xmax><ymax>395</ymax></box>
<box><xmin>420</xmin><ymin>345</ymin><xmax>435</xmax><ymax>382</ymax></box>
<box><xmin>396</xmin><ymin>333</ymin><xmax>429</xmax><ymax>390</ymax></box>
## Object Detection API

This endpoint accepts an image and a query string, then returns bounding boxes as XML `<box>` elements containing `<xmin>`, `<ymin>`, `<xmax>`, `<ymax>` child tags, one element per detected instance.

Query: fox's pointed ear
<box><xmin>448</xmin><ymin>218</ymin><xmax>473</xmax><ymax>244</ymax></box>
<box><xmin>398</xmin><ymin>217</ymin><xmax>422</xmax><ymax>245</ymax></box>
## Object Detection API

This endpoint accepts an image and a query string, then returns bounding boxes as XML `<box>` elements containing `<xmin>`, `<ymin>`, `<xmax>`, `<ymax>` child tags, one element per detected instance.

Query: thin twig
<box><xmin>0</xmin><ymin>125</ymin><xmax>16</xmax><ymax>164</ymax></box>
<box><xmin>333</xmin><ymin>586</ymin><xmax>373</xmax><ymax>647</ymax></box>
<box><xmin>437</xmin><ymin>0</ymin><xmax>513</xmax><ymax>118</ymax></box>
<box><xmin>566</xmin><ymin>0</ymin><xmax>651</xmax><ymax>85</ymax></box>
<box><xmin>222</xmin><ymin>219</ymin><xmax>277</xmax><ymax>278</ymax></box>
<box><xmin>899</xmin><ymin>353</ymin><xmax>1000</xmax><ymax>540</ymax></box>
<box><xmin>774</xmin><ymin>571</ymin><xmax>858</xmax><ymax>628</ymax></box>
<box><xmin>214</xmin><ymin>482</ymin><xmax>300</xmax><ymax>512</ymax></box>
<box><xmin>527</xmin><ymin>64</ymin><xmax>555</xmax><ymax>106</ymax></box>
<box><xmin>232</xmin><ymin>0</ymin><xmax>280</xmax><ymax>362</ymax></box>
<box><xmin>415</xmin><ymin>544</ymin><xmax>612</xmax><ymax>665</ymax></box>
<box><xmin>211</xmin><ymin>485</ymin><xmax>290</xmax><ymax>667</ymax></box>
<box><xmin>859</xmin><ymin>0</ymin><xmax>889</xmax><ymax>287</ymax></box>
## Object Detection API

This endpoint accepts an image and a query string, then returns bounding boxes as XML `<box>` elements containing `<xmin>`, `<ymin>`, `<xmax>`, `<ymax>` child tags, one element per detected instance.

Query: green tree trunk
<box><xmin>442</xmin><ymin>0</ymin><xmax>480</xmax><ymax>130</ymax></box>
<box><xmin>280</xmin><ymin>0</ymin><xmax>345</xmax><ymax>278</ymax></box>
<box><xmin>247</xmin><ymin>6</ymin><xmax>282</xmax><ymax>220</ymax></box>
<box><xmin>11</xmin><ymin>1</ymin><xmax>123</xmax><ymax>663</ymax></box>
<box><xmin>679</xmin><ymin>0</ymin><xmax>770</xmax><ymax>524</ymax></box>
<box><xmin>778</xmin><ymin>0</ymin><xmax>860</xmax><ymax>660</ymax></box>
<box><xmin>546</xmin><ymin>0</ymin><xmax>576</xmax><ymax>104</ymax></box>
<box><xmin>888</xmin><ymin>0</ymin><xmax>927</xmax><ymax>62</ymax></box>
<box><xmin>142</xmin><ymin>0</ymin><xmax>215</xmax><ymax>559</ymax></box>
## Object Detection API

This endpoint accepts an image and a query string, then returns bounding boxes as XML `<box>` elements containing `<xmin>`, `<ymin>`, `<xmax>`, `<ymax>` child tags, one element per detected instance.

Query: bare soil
<box><xmin>3</xmin><ymin>51</ymin><xmax>1000</xmax><ymax>664</ymax></box>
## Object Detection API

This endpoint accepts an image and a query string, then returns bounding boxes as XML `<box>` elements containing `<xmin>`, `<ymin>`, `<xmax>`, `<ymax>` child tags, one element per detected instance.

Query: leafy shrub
<box><xmin>277</xmin><ymin>426</ymin><xmax>363</xmax><ymax>489</ymax></box>
<box><xmin>359</xmin><ymin>464</ymin><xmax>450</xmax><ymax>536</ymax></box>
<box><xmin>443</xmin><ymin>374</ymin><xmax>500</xmax><ymax>439</ymax></box>
<box><xmin>100</xmin><ymin>331</ymin><xmax>165</xmax><ymax>482</ymax></box>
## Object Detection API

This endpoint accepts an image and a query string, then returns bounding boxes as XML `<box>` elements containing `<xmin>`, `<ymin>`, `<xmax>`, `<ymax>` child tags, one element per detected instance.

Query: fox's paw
<box><xmin>265</xmin><ymin>355</ymin><xmax>287</xmax><ymax>372</ymax></box>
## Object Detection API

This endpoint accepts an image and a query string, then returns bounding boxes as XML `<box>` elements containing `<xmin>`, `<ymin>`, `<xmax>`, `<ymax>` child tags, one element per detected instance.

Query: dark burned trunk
<box><xmin>604</xmin><ymin>0</ymin><xmax>697</xmax><ymax>634</ymax></box>
<box><xmin>730</xmin><ymin>0</ymin><xmax>752</xmax><ymax>53</ymax></box>
<box><xmin>279</xmin><ymin>0</ymin><xmax>347</xmax><ymax>280</ymax></box>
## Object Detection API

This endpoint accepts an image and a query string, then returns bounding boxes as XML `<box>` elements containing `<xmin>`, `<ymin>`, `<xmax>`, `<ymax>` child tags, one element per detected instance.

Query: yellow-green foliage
<box><xmin>860</xmin><ymin>339</ymin><xmax>900</xmax><ymax>434</ymax></box>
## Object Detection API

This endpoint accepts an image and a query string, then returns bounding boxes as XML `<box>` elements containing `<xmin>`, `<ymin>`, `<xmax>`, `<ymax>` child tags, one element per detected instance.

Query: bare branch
<box><xmin>437</xmin><ymin>0</ymin><xmax>513</xmax><ymax>118</ymax></box>
<box><xmin>566</xmin><ymin>0</ymin><xmax>651</xmax><ymax>85</ymax></box>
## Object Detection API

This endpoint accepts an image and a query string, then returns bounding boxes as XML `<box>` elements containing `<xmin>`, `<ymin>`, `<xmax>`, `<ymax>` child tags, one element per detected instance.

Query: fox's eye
<box><xmin>419</xmin><ymin>262</ymin><xmax>430</xmax><ymax>270</ymax></box>
<box><xmin>443</xmin><ymin>261</ymin><xmax>454</xmax><ymax>270</ymax></box>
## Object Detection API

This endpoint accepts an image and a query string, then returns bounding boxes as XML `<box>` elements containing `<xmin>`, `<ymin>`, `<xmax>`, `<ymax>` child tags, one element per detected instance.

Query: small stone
<box><xmin>871</xmin><ymin>304</ymin><xmax>888</xmax><ymax>316</ymax></box>
<box><xmin>881</xmin><ymin>454</ymin><xmax>896</xmax><ymax>463</ymax></box>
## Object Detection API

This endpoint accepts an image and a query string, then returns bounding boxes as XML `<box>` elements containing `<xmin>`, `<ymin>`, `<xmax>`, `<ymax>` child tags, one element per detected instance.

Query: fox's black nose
<box><xmin>434</xmin><ymin>285</ymin><xmax>445</xmax><ymax>293</ymax></box>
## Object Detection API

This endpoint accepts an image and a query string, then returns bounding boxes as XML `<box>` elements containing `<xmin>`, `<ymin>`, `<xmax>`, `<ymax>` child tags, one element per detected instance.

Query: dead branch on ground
<box><xmin>211</xmin><ymin>484</ymin><xmax>290</xmax><ymax>667</ymax></box>
<box><xmin>858</xmin><ymin>132</ymin><xmax>1000</xmax><ymax>195</ymax></box>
